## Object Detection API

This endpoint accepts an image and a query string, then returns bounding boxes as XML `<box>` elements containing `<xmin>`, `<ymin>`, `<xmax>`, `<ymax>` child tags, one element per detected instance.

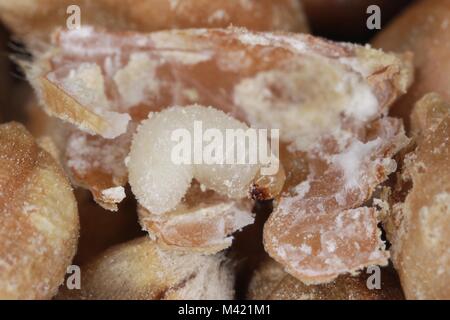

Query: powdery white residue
<box><xmin>331</xmin><ymin>138</ymin><xmax>382</xmax><ymax>189</ymax></box>
<box><xmin>334</xmin><ymin>71</ymin><xmax>379</xmax><ymax>122</ymax></box>
<box><xmin>216</xmin><ymin>50</ymin><xmax>252</xmax><ymax>72</ymax></box>
<box><xmin>66</xmin><ymin>131</ymin><xmax>129</xmax><ymax>179</ymax></box>
<box><xmin>326</xmin><ymin>240</ymin><xmax>336</xmax><ymax>253</ymax></box>
<box><xmin>299</xmin><ymin>243</ymin><xmax>312</xmax><ymax>255</ymax></box>
<box><xmin>113</xmin><ymin>53</ymin><xmax>161</xmax><ymax>109</ymax></box>
<box><xmin>237</xmin><ymin>32</ymin><xmax>273</xmax><ymax>47</ymax></box>
<box><xmin>236</xmin><ymin>30</ymin><xmax>311</xmax><ymax>55</ymax></box>
<box><xmin>208</xmin><ymin>9</ymin><xmax>229</xmax><ymax>24</ymax></box>
<box><xmin>54</xmin><ymin>61</ymin><xmax>131</xmax><ymax>138</ymax></box>
<box><xmin>101</xmin><ymin>186</ymin><xmax>126</xmax><ymax>203</ymax></box>
<box><xmin>293</xmin><ymin>181</ymin><xmax>310</xmax><ymax>199</ymax></box>
<box><xmin>60</xmin><ymin>63</ymin><xmax>110</xmax><ymax>112</ymax></box>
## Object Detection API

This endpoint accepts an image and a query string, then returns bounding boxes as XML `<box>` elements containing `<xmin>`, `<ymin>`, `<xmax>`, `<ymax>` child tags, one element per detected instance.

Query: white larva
<box><xmin>127</xmin><ymin>105</ymin><xmax>260</xmax><ymax>214</ymax></box>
